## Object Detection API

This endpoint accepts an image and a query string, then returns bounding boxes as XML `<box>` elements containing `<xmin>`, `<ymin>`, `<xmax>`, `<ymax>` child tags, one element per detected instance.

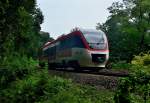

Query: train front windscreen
<box><xmin>82</xmin><ymin>31</ymin><xmax>106</xmax><ymax>50</ymax></box>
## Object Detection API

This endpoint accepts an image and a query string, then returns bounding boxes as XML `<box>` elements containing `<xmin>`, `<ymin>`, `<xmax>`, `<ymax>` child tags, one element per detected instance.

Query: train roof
<box><xmin>43</xmin><ymin>28</ymin><xmax>105</xmax><ymax>50</ymax></box>
<box><xmin>79</xmin><ymin>28</ymin><xmax>105</xmax><ymax>34</ymax></box>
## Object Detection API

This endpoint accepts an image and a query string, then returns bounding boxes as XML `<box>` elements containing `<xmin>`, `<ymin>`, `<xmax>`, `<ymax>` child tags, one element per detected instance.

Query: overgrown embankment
<box><xmin>113</xmin><ymin>53</ymin><xmax>150</xmax><ymax>103</ymax></box>
<box><xmin>0</xmin><ymin>53</ymin><xmax>150</xmax><ymax>103</ymax></box>
<box><xmin>0</xmin><ymin>55</ymin><xmax>114</xmax><ymax>103</ymax></box>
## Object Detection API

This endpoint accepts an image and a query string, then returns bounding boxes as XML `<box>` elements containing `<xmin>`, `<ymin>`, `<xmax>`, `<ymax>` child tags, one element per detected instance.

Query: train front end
<box><xmin>79</xmin><ymin>29</ymin><xmax>109</xmax><ymax>68</ymax></box>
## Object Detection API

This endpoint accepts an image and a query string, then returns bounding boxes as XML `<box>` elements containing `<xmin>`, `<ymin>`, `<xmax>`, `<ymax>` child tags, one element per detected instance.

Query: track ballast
<box><xmin>48</xmin><ymin>67</ymin><xmax>129</xmax><ymax>77</ymax></box>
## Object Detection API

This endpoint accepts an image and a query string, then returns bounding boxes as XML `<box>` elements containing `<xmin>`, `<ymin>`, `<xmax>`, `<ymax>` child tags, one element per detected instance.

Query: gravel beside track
<box><xmin>48</xmin><ymin>69</ymin><xmax>126</xmax><ymax>90</ymax></box>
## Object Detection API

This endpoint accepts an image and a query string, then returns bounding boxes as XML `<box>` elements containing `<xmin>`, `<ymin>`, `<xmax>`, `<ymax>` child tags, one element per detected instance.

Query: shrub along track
<box><xmin>48</xmin><ymin>68</ymin><xmax>129</xmax><ymax>90</ymax></box>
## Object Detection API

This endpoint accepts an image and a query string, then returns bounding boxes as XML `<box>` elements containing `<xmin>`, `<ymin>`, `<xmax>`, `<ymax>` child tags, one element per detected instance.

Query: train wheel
<box><xmin>105</xmin><ymin>62</ymin><xmax>112</xmax><ymax>69</ymax></box>
<box><xmin>68</xmin><ymin>60</ymin><xmax>81</xmax><ymax>71</ymax></box>
<box><xmin>72</xmin><ymin>62</ymin><xmax>81</xmax><ymax>72</ymax></box>
<box><xmin>48</xmin><ymin>63</ymin><xmax>51</xmax><ymax>69</ymax></box>
<box><xmin>48</xmin><ymin>63</ymin><xmax>56</xmax><ymax>70</ymax></box>
<box><xmin>91</xmin><ymin>67</ymin><xmax>101</xmax><ymax>72</ymax></box>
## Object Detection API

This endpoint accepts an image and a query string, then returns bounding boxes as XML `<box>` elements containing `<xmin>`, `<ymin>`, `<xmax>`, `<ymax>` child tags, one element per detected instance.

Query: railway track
<box><xmin>48</xmin><ymin>67</ymin><xmax>129</xmax><ymax>77</ymax></box>
<box><xmin>48</xmin><ymin>68</ymin><xmax>129</xmax><ymax>90</ymax></box>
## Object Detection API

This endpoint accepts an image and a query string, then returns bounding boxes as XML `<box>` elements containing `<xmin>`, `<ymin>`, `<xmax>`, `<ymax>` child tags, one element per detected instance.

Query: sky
<box><xmin>37</xmin><ymin>0</ymin><xmax>122</xmax><ymax>39</ymax></box>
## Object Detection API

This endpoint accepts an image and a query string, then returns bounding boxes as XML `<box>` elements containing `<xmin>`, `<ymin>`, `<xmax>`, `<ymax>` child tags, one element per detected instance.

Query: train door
<box><xmin>48</xmin><ymin>46</ymin><xmax>56</xmax><ymax>62</ymax></box>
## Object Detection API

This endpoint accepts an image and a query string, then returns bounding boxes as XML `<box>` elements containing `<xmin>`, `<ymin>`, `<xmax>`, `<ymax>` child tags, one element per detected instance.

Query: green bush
<box><xmin>0</xmin><ymin>54</ymin><xmax>114</xmax><ymax>103</ymax></box>
<box><xmin>114</xmin><ymin>53</ymin><xmax>150</xmax><ymax>103</ymax></box>
<box><xmin>111</xmin><ymin>61</ymin><xmax>131</xmax><ymax>70</ymax></box>
<box><xmin>131</xmin><ymin>52</ymin><xmax>150</xmax><ymax>73</ymax></box>
<box><xmin>1</xmin><ymin>53</ymin><xmax>38</xmax><ymax>70</ymax></box>
<box><xmin>0</xmin><ymin>54</ymin><xmax>38</xmax><ymax>89</ymax></box>
<box><xmin>114</xmin><ymin>71</ymin><xmax>150</xmax><ymax>103</ymax></box>
<box><xmin>131</xmin><ymin>53</ymin><xmax>150</xmax><ymax>66</ymax></box>
<box><xmin>0</xmin><ymin>70</ymin><xmax>114</xmax><ymax>103</ymax></box>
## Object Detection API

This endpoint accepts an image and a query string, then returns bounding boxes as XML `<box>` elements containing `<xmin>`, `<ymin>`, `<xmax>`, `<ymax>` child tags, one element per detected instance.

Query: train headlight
<box><xmin>88</xmin><ymin>43</ymin><xmax>106</xmax><ymax>50</ymax></box>
<box><xmin>91</xmin><ymin>54</ymin><xmax>106</xmax><ymax>63</ymax></box>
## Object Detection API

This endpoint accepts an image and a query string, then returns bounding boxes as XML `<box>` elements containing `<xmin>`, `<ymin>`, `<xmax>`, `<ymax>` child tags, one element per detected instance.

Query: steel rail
<box><xmin>48</xmin><ymin>68</ymin><xmax>129</xmax><ymax>77</ymax></box>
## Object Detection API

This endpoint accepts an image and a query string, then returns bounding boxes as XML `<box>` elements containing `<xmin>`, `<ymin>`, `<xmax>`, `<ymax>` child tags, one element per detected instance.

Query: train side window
<box><xmin>43</xmin><ymin>49</ymin><xmax>48</xmax><ymax>57</ymax></box>
<box><xmin>59</xmin><ymin>39</ymin><xmax>67</xmax><ymax>50</ymax></box>
<box><xmin>71</xmin><ymin>35</ymin><xmax>85</xmax><ymax>48</ymax></box>
<box><xmin>58</xmin><ymin>35</ymin><xmax>85</xmax><ymax>50</ymax></box>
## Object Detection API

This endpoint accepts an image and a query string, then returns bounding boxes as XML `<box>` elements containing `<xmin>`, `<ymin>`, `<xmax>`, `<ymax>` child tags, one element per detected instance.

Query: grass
<box><xmin>0</xmin><ymin>68</ymin><xmax>114</xmax><ymax>103</ymax></box>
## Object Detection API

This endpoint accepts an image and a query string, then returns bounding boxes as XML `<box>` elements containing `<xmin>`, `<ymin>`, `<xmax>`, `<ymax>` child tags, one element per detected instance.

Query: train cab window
<box><xmin>82</xmin><ymin>31</ymin><xmax>106</xmax><ymax>49</ymax></box>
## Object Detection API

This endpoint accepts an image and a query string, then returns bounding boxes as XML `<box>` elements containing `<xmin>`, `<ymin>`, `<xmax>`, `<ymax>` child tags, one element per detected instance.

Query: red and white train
<box><xmin>42</xmin><ymin>28</ymin><xmax>109</xmax><ymax>69</ymax></box>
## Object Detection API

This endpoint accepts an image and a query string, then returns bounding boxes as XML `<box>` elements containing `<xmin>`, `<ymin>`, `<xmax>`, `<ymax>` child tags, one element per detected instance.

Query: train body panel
<box><xmin>42</xmin><ymin>28</ymin><xmax>109</xmax><ymax>68</ymax></box>
<box><xmin>77</xmin><ymin>48</ymin><xmax>109</xmax><ymax>67</ymax></box>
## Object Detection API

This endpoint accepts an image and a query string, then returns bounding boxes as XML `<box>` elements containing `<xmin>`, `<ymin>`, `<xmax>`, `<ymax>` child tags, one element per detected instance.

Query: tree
<box><xmin>0</xmin><ymin>0</ymin><xmax>45</xmax><ymax>59</ymax></box>
<box><xmin>97</xmin><ymin>0</ymin><xmax>150</xmax><ymax>62</ymax></box>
